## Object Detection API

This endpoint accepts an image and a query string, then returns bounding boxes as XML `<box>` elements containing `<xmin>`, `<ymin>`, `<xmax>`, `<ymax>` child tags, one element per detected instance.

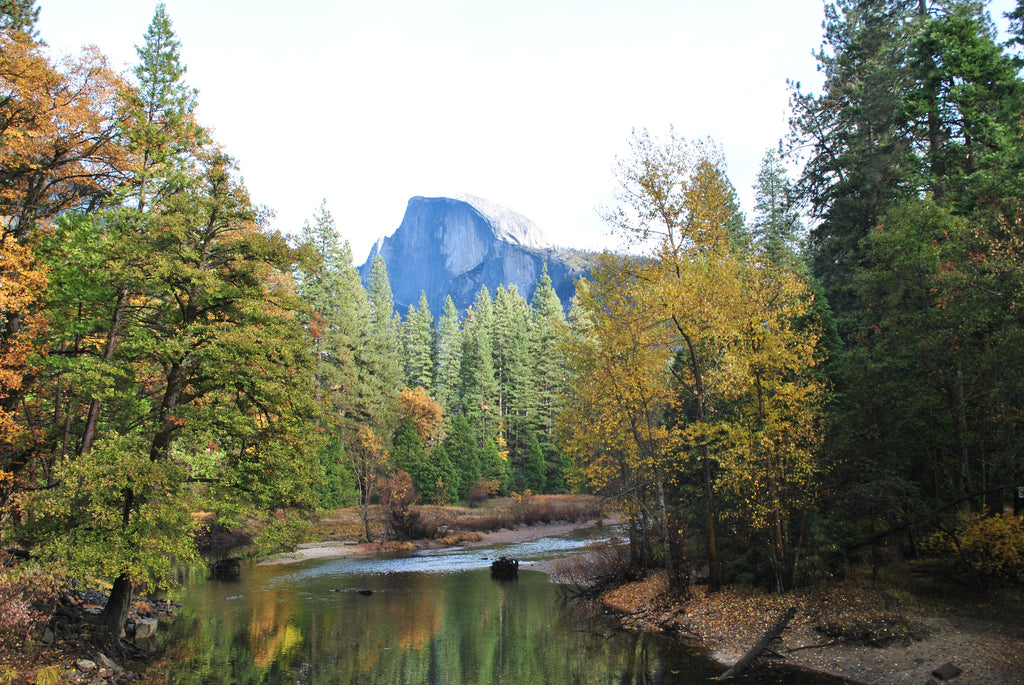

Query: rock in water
<box><xmin>360</xmin><ymin>195</ymin><xmax>594</xmax><ymax>315</ymax></box>
<box><xmin>208</xmin><ymin>557</ymin><xmax>241</xmax><ymax>580</ymax></box>
<box><xmin>490</xmin><ymin>556</ymin><xmax>519</xmax><ymax>580</ymax></box>
<box><xmin>134</xmin><ymin>618</ymin><xmax>158</xmax><ymax>640</ymax></box>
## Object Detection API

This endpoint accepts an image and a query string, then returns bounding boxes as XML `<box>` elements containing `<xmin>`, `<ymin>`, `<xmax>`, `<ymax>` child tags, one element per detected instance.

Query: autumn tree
<box><xmin>348</xmin><ymin>426</ymin><xmax>388</xmax><ymax>541</ymax></box>
<box><xmin>0</xmin><ymin>27</ymin><xmax>128</xmax><ymax>506</ymax></box>
<box><xmin>5</xmin><ymin>8</ymin><xmax>322</xmax><ymax>637</ymax></box>
<box><xmin>564</xmin><ymin>129</ymin><xmax>826</xmax><ymax>591</ymax></box>
<box><xmin>559</xmin><ymin>257</ymin><xmax>683</xmax><ymax>579</ymax></box>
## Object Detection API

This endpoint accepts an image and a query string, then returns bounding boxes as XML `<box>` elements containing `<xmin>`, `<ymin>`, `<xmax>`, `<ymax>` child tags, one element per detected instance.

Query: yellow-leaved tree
<box><xmin>561</xmin><ymin>129</ymin><xmax>826</xmax><ymax>592</ymax></box>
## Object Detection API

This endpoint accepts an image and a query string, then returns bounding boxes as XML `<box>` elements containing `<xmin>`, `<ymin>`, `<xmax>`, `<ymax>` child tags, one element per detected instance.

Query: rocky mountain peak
<box><xmin>360</xmin><ymin>196</ymin><xmax>592</xmax><ymax>315</ymax></box>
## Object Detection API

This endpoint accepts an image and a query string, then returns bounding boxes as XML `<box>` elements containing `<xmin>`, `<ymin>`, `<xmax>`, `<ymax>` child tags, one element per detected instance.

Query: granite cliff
<box><xmin>360</xmin><ymin>195</ymin><xmax>594</xmax><ymax>315</ymax></box>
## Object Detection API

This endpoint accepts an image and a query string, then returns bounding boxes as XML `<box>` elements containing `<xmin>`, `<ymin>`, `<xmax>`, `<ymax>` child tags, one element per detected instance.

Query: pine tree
<box><xmin>751</xmin><ymin>148</ymin><xmax>803</xmax><ymax>270</ymax></box>
<box><xmin>77</xmin><ymin>3</ymin><xmax>204</xmax><ymax>455</ymax></box>
<box><xmin>459</xmin><ymin>286</ymin><xmax>499</xmax><ymax>446</ymax></box>
<box><xmin>442</xmin><ymin>413</ymin><xmax>479</xmax><ymax>500</ymax></box>
<box><xmin>363</xmin><ymin>255</ymin><xmax>403</xmax><ymax>423</ymax></box>
<box><xmin>293</xmin><ymin>201</ymin><xmax>364</xmax><ymax>506</ymax></box>
<box><xmin>492</xmin><ymin>285</ymin><xmax>534</xmax><ymax>472</ymax></box>
<box><xmin>0</xmin><ymin>0</ymin><xmax>38</xmax><ymax>38</ymax></box>
<box><xmin>530</xmin><ymin>263</ymin><xmax>566</xmax><ymax>487</ymax></box>
<box><xmin>402</xmin><ymin>291</ymin><xmax>435</xmax><ymax>392</ymax></box>
<box><xmin>434</xmin><ymin>296</ymin><xmax>462</xmax><ymax>417</ymax></box>
<box><xmin>791</xmin><ymin>0</ymin><xmax>1022</xmax><ymax>322</ymax></box>
<box><xmin>125</xmin><ymin>2</ymin><xmax>203</xmax><ymax>213</ymax></box>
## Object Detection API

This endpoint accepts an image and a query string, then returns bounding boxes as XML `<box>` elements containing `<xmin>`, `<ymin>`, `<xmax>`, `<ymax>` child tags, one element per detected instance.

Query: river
<box><xmin>145</xmin><ymin>526</ymin><xmax>847</xmax><ymax>684</ymax></box>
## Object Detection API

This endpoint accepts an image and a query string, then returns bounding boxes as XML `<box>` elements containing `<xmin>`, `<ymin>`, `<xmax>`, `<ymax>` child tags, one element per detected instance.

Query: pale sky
<box><xmin>35</xmin><ymin>0</ymin><xmax>1020</xmax><ymax>264</ymax></box>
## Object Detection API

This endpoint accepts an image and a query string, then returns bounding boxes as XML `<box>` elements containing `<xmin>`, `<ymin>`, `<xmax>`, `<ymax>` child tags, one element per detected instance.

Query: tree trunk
<box><xmin>674</xmin><ymin>321</ymin><xmax>722</xmax><ymax>592</ymax></box>
<box><xmin>702</xmin><ymin>443</ymin><xmax>721</xmax><ymax>592</ymax></box>
<box><xmin>80</xmin><ymin>288</ymin><xmax>127</xmax><ymax>455</ymax></box>
<box><xmin>100</xmin><ymin>573</ymin><xmax>133</xmax><ymax>638</ymax></box>
<box><xmin>717</xmin><ymin>607</ymin><xmax>796</xmax><ymax>680</ymax></box>
<box><xmin>150</xmin><ymin>360</ymin><xmax>186</xmax><ymax>461</ymax></box>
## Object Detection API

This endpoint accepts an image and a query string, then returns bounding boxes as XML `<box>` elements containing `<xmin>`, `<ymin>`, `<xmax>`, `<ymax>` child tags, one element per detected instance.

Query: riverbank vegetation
<box><xmin>2</xmin><ymin>0</ymin><xmax>1024</xmax><ymax>681</ymax></box>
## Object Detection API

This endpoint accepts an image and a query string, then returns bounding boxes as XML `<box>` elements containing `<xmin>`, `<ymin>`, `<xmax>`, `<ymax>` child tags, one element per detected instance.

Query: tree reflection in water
<box><xmin>147</xmin><ymin>549</ymin><xmax>846</xmax><ymax>684</ymax></box>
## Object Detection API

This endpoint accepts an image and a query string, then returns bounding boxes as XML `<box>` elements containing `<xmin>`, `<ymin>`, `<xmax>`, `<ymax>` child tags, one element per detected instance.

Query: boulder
<box><xmin>490</xmin><ymin>556</ymin><xmax>519</xmax><ymax>580</ymax></box>
<box><xmin>134</xmin><ymin>618</ymin><xmax>158</xmax><ymax>640</ymax></box>
<box><xmin>96</xmin><ymin>652</ymin><xmax>122</xmax><ymax>672</ymax></box>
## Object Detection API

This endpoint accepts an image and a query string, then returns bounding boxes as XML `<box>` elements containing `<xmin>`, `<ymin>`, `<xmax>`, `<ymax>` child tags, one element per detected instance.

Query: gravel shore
<box><xmin>600</xmin><ymin>570</ymin><xmax>1024</xmax><ymax>685</ymax></box>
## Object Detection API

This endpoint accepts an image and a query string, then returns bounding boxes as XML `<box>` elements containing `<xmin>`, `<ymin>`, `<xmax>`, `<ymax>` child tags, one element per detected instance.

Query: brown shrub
<box><xmin>0</xmin><ymin>565</ymin><xmax>63</xmax><ymax>648</ymax></box>
<box><xmin>552</xmin><ymin>541</ymin><xmax>632</xmax><ymax>597</ymax></box>
<box><xmin>379</xmin><ymin>471</ymin><xmax>420</xmax><ymax>540</ymax></box>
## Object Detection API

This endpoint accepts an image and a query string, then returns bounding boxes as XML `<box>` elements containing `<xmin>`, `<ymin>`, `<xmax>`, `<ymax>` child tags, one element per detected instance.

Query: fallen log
<box><xmin>716</xmin><ymin>606</ymin><xmax>796</xmax><ymax>681</ymax></box>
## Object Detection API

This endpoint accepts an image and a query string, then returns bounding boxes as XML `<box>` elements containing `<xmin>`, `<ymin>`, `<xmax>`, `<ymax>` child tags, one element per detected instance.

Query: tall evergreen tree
<box><xmin>402</xmin><ymin>291</ymin><xmax>435</xmax><ymax>392</ymax></box>
<box><xmin>77</xmin><ymin>3</ymin><xmax>205</xmax><ymax>456</ymax></box>
<box><xmin>530</xmin><ymin>264</ymin><xmax>567</xmax><ymax>490</ymax></box>
<box><xmin>492</xmin><ymin>285</ymin><xmax>534</xmax><ymax>472</ymax></box>
<box><xmin>442</xmin><ymin>413</ymin><xmax>480</xmax><ymax>500</ymax></box>
<box><xmin>791</xmin><ymin>0</ymin><xmax>1022</xmax><ymax>324</ymax></box>
<box><xmin>751</xmin><ymin>148</ymin><xmax>803</xmax><ymax>270</ymax></box>
<box><xmin>434</xmin><ymin>295</ymin><xmax>462</xmax><ymax>417</ymax></box>
<box><xmin>125</xmin><ymin>2</ymin><xmax>203</xmax><ymax>214</ymax></box>
<box><xmin>293</xmin><ymin>201</ymin><xmax>364</xmax><ymax>506</ymax></box>
<box><xmin>364</xmin><ymin>255</ymin><xmax>403</xmax><ymax>422</ymax></box>
<box><xmin>0</xmin><ymin>0</ymin><xmax>38</xmax><ymax>38</ymax></box>
<box><xmin>459</xmin><ymin>286</ymin><xmax>499</xmax><ymax>447</ymax></box>
<box><xmin>791</xmin><ymin>0</ymin><xmax>1024</xmax><ymax>521</ymax></box>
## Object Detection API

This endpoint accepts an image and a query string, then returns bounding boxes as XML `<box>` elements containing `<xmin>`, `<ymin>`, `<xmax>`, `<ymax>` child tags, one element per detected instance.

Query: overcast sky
<box><xmin>35</xmin><ymin>0</ymin><xmax>1020</xmax><ymax>264</ymax></box>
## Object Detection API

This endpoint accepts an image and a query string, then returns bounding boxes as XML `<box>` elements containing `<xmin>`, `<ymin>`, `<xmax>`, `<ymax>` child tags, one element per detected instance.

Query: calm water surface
<box><xmin>147</xmin><ymin>527</ymin><xmax>848</xmax><ymax>684</ymax></box>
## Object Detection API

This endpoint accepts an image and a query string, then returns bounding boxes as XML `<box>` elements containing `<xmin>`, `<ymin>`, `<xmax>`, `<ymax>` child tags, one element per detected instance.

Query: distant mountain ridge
<box><xmin>360</xmin><ymin>195</ymin><xmax>594</xmax><ymax>315</ymax></box>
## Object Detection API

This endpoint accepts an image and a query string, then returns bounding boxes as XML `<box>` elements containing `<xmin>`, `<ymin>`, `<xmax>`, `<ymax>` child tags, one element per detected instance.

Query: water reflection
<box><xmin>147</xmin><ymin>530</ymin><xmax>846</xmax><ymax>684</ymax></box>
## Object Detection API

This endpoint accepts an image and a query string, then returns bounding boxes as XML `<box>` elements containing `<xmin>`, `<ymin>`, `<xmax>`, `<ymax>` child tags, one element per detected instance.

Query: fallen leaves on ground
<box><xmin>599</xmin><ymin>571</ymin><xmax>1024</xmax><ymax>685</ymax></box>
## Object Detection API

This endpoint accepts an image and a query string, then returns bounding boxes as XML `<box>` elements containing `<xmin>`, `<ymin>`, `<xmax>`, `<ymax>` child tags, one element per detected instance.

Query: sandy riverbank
<box><xmin>258</xmin><ymin>518</ymin><xmax>602</xmax><ymax>566</ymax></box>
<box><xmin>601</xmin><ymin>570</ymin><xmax>1024</xmax><ymax>685</ymax></box>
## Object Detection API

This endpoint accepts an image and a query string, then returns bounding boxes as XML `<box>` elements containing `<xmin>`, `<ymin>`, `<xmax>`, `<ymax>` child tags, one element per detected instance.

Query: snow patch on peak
<box><xmin>453</xmin><ymin>194</ymin><xmax>551</xmax><ymax>249</ymax></box>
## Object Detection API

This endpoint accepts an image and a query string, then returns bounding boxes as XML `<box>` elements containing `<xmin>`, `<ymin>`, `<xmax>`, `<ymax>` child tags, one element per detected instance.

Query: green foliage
<box><xmin>392</xmin><ymin>420</ymin><xmax>426</xmax><ymax>476</ymax></box>
<box><xmin>434</xmin><ymin>296</ymin><xmax>462</xmax><ymax>416</ymax></box>
<box><xmin>523</xmin><ymin>433</ymin><xmax>547</xmax><ymax>493</ymax></box>
<box><xmin>315</xmin><ymin>440</ymin><xmax>357</xmax><ymax>509</ymax></box>
<box><xmin>402</xmin><ymin>291</ymin><xmax>436</xmax><ymax>391</ymax></box>
<box><xmin>18</xmin><ymin>433</ymin><xmax>200</xmax><ymax>591</ymax></box>
<box><xmin>442</xmin><ymin>413</ymin><xmax>479</xmax><ymax>500</ymax></box>
<box><xmin>254</xmin><ymin>512</ymin><xmax>314</xmax><ymax>556</ymax></box>
<box><xmin>0</xmin><ymin>0</ymin><xmax>38</xmax><ymax>38</ymax></box>
<box><xmin>413</xmin><ymin>443</ymin><xmax>459</xmax><ymax>505</ymax></box>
